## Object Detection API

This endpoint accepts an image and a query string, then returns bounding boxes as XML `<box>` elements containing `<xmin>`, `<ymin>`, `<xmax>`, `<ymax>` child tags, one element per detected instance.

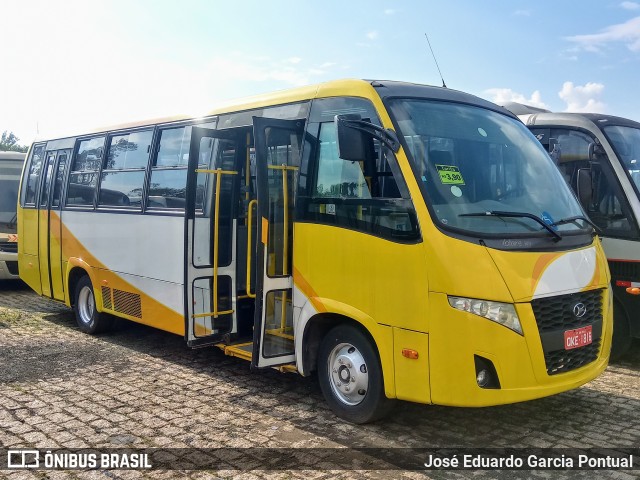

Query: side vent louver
<box><xmin>113</xmin><ymin>289</ymin><xmax>142</xmax><ymax>319</ymax></box>
<box><xmin>101</xmin><ymin>286</ymin><xmax>113</xmax><ymax>310</ymax></box>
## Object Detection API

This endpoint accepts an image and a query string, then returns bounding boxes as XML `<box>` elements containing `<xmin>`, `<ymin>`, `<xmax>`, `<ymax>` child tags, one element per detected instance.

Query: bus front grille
<box><xmin>544</xmin><ymin>339</ymin><xmax>601</xmax><ymax>376</ymax></box>
<box><xmin>531</xmin><ymin>289</ymin><xmax>603</xmax><ymax>332</ymax></box>
<box><xmin>608</xmin><ymin>260</ymin><xmax>640</xmax><ymax>281</ymax></box>
<box><xmin>0</xmin><ymin>242</ymin><xmax>17</xmax><ymax>254</ymax></box>
<box><xmin>531</xmin><ymin>289</ymin><xmax>604</xmax><ymax>376</ymax></box>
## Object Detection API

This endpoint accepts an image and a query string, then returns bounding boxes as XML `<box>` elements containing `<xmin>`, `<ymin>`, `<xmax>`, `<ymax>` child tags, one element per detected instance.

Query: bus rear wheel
<box><xmin>317</xmin><ymin>324</ymin><xmax>393</xmax><ymax>424</ymax></box>
<box><xmin>74</xmin><ymin>276</ymin><xmax>111</xmax><ymax>334</ymax></box>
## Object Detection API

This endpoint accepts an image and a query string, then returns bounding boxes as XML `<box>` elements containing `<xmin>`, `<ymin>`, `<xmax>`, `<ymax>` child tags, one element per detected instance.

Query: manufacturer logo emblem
<box><xmin>573</xmin><ymin>303</ymin><xmax>587</xmax><ymax>318</ymax></box>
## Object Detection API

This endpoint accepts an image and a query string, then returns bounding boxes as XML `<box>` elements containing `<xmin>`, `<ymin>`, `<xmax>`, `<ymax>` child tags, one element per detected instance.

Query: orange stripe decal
<box><xmin>58</xmin><ymin>217</ymin><xmax>185</xmax><ymax>335</ymax></box>
<box><xmin>261</xmin><ymin>217</ymin><xmax>268</xmax><ymax>245</ymax></box>
<box><xmin>531</xmin><ymin>252</ymin><xmax>562</xmax><ymax>292</ymax></box>
<box><xmin>293</xmin><ymin>266</ymin><xmax>327</xmax><ymax>313</ymax></box>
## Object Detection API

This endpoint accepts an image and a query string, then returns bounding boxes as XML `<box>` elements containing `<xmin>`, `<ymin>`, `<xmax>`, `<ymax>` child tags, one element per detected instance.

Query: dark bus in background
<box><xmin>504</xmin><ymin>103</ymin><xmax>640</xmax><ymax>358</ymax></box>
<box><xmin>0</xmin><ymin>151</ymin><xmax>26</xmax><ymax>280</ymax></box>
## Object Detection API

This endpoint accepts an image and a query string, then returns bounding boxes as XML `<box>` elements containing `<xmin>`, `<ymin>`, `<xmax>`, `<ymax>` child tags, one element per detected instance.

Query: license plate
<box><xmin>564</xmin><ymin>325</ymin><xmax>593</xmax><ymax>350</ymax></box>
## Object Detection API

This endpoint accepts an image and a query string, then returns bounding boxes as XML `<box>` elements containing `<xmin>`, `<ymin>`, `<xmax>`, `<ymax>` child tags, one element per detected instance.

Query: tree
<box><xmin>0</xmin><ymin>131</ymin><xmax>28</xmax><ymax>153</ymax></box>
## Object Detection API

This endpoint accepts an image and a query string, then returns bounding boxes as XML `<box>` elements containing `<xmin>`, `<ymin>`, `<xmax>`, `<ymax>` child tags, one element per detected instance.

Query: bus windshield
<box><xmin>0</xmin><ymin>158</ymin><xmax>22</xmax><ymax>233</ymax></box>
<box><xmin>602</xmin><ymin>125</ymin><xmax>640</xmax><ymax>196</ymax></box>
<box><xmin>387</xmin><ymin>99</ymin><xmax>586</xmax><ymax>238</ymax></box>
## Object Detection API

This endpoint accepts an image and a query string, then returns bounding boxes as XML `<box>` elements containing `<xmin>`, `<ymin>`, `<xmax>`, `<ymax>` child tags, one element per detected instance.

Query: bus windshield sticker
<box><xmin>435</xmin><ymin>164</ymin><xmax>465</xmax><ymax>185</ymax></box>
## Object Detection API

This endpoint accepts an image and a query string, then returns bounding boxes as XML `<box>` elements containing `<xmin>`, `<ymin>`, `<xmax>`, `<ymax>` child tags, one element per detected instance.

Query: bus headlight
<box><xmin>448</xmin><ymin>297</ymin><xmax>523</xmax><ymax>335</ymax></box>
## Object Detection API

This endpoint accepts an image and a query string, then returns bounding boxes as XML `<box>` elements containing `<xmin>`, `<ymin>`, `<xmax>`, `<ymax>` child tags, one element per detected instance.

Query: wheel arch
<box><xmin>300</xmin><ymin>309</ymin><xmax>396</xmax><ymax>399</ymax></box>
<box><xmin>65</xmin><ymin>258</ymin><xmax>103</xmax><ymax>311</ymax></box>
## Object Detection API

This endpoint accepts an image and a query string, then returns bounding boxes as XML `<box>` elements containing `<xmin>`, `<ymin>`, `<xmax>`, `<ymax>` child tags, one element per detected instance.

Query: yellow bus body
<box><xmin>17</xmin><ymin>79</ymin><xmax>611</xmax><ymax>420</ymax></box>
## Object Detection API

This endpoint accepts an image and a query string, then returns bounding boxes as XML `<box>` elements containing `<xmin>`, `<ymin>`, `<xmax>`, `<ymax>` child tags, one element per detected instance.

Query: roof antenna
<box><xmin>424</xmin><ymin>33</ymin><xmax>447</xmax><ymax>88</ymax></box>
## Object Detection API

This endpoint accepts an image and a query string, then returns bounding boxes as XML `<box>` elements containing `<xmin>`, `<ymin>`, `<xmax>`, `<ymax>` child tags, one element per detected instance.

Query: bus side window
<box><xmin>304</xmin><ymin>122</ymin><xmax>419</xmax><ymax>241</ymax></box>
<box><xmin>98</xmin><ymin>129</ymin><xmax>153</xmax><ymax>209</ymax></box>
<box><xmin>67</xmin><ymin>136</ymin><xmax>105</xmax><ymax>207</ymax></box>
<box><xmin>51</xmin><ymin>153</ymin><xmax>68</xmax><ymax>208</ymax></box>
<box><xmin>148</xmin><ymin>126</ymin><xmax>191</xmax><ymax>211</ymax></box>
<box><xmin>22</xmin><ymin>145</ymin><xmax>45</xmax><ymax>206</ymax></box>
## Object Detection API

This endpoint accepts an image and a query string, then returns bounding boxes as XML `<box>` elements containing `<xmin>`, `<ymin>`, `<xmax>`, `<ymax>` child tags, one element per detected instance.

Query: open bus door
<box><xmin>251</xmin><ymin>117</ymin><xmax>305</xmax><ymax>368</ymax></box>
<box><xmin>185</xmin><ymin>127</ymin><xmax>242</xmax><ymax>347</ymax></box>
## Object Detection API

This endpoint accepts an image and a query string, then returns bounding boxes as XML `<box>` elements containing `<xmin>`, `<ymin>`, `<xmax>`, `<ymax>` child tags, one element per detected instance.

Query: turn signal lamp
<box><xmin>401</xmin><ymin>349</ymin><xmax>419</xmax><ymax>359</ymax></box>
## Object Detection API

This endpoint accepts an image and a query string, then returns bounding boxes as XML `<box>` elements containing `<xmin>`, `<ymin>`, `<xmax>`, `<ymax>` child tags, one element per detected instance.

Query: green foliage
<box><xmin>0</xmin><ymin>131</ymin><xmax>28</xmax><ymax>153</ymax></box>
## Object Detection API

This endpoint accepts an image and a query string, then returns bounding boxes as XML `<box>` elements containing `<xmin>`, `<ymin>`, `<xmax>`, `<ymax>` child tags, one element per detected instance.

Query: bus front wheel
<box><xmin>317</xmin><ymin>324</ymin><xmax>393</xmax><ymax>424</ymax></box>
<box><xmin>74</xmin><ymin>276</ymin><xmax>111</xmax><ymax>334</ymax></box>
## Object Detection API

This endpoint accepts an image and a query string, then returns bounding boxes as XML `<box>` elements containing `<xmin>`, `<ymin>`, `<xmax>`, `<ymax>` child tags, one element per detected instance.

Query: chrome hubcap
<box><xmin>78</xmin><ymin>285</ymin><xmax>94</xmax><ymax>325</ymax></box>
<box><xmin>327</xmin><ymin>342</ymin><xmax>369</xmax><ymax>406</ymax></box>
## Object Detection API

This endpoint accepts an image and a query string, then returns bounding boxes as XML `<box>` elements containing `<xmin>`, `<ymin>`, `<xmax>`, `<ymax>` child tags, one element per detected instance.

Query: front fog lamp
<box><xmin>448</xmin><ymin>297</ymin><xmax>523</xmax><ymax>335</ymax></box>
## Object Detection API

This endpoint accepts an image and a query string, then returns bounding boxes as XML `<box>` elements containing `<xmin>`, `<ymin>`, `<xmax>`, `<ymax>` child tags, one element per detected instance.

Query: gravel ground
<box><xmin>0</xmin><ymin>280</ymin><xmax>639</xmax><ymax>480</ymax></box>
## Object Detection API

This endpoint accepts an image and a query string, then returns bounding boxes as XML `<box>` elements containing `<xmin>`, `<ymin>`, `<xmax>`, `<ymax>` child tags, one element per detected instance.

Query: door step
<box><xmin>216</xmin><ymin>342</ymin><xmax>253</xmax><ymax>361</ymax></box>
<box><xmin>215</xmin><ymin>341</ymin><xmax>298</xmax><ymax>372</ymax></box>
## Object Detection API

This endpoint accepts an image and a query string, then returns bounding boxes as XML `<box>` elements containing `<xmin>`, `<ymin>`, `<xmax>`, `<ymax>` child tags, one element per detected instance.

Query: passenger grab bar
<box><xmin>246</xmin><ymin>199</ymin><xmax>258</xmax><ymax>299</ymax></box>
<box><xmin>194</xmin><ymin>168</ymin><xmax>237</xmax><ymax>318</ymax></box>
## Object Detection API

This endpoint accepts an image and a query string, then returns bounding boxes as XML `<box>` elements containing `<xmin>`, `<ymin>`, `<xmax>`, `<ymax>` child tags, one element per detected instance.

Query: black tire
<box><xmin>74</xmin><ymin>275</ymin><xmax>112</xmax><ymax>334</ymax></box>
<box><xmin>610</xmin><ymin>306</ymin><xmax>632</xmax><ymax>360</ymax></box>
<box><xmin>317</xmin><ymin>324</ymin><xmax>394</xmax><ymax>424</ymax></box>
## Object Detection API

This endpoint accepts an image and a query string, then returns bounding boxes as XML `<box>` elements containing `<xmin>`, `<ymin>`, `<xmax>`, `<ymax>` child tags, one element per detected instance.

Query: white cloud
<box><xmin>558</xmin><ymin>81</ymin><xmax>606</xmax><ymax>112</ymax></box>
<box><xmin>621</xmin><ymin>2</ymin><xmax>640</xmax><ymax>10</ymax></box>
<box><xmin>366</xmin><ymin>31</ymin><xmax>379</xmax><ymax>40</ymax></box>
<box><xmin>384</xmin><ymin>9</ymin><xmax>396</xmax><ymax>15</ymax></box>
<box><xmin>484</xmin><ymin>88</ymin><xmax>548</xmax><ymax>109</ymax></box>
<box><xmin>0</xmin><ymin>48</ymin><xmax>340</xmax><ymax>143</ymax></box>
<box><xmin>566</xmin><ymin>16</ymin><xmax>640</xmax><ymax>52</ymax></box>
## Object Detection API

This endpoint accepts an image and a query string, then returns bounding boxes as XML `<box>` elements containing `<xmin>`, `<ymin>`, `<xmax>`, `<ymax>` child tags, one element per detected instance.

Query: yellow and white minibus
<box><xmin>0</xmin><ymin>151</ymin><xmax>25</xmax><ymax>280</ymax></box>
<box><xmin>18</xmin><ymin>80</ymin><xmax>612</xmax><ymax>423</ymax></box>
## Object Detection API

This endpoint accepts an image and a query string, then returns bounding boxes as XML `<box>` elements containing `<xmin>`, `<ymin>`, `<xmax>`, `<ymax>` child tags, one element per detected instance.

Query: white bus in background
<box><xmin>0</xmin><ymin>151</ymin><xmax>26</xmax><ymax>279</ymax></box>
<box><xmin>504</xmin><ymin>103</ymin><xmax>640</xmax><ymax>358</ymax></box>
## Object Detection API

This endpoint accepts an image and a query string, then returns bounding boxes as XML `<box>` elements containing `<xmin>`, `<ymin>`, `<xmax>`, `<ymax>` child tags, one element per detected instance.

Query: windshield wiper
<box><xmin>459</xmin><ymin>210</ymin><xmax>562</xmax><ymax>241</ymax></box>
<box><xmin>550</xmin><ymin>215</ymin><xmax>601</xmax><ymax>235</ymax></box>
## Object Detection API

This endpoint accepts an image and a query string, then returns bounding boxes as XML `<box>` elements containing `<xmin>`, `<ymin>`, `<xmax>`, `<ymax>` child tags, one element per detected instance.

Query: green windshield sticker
<box><xmin>436</xmin><ymin>165</ymin><xmax>465</xmax><ymax>185</ymax></box>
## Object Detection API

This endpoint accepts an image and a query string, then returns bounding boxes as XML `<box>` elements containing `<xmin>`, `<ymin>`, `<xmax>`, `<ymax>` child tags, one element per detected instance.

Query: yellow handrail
<box><xmin>193</xmin><ymin>168</ymin><xmax>237</xmax><ymax>319</ymax></box>
<box><xmin>212</xmin><ymin>170</ymin><xmax>223</xmax><ymax>317</ymax></box>
<box><xmin>266</xmin><ymin>164</ymin><xmax>297</xmax><ymax>330</ymax></box>
<box><xmin>281</xmin><ymin>164</ymin><xmax>289</xmax><ymax>329</ymax></box>
<box><xmin>246</xmin><ymin>199</ymin><xmax>257</xmax><ymax>299</ymax></box>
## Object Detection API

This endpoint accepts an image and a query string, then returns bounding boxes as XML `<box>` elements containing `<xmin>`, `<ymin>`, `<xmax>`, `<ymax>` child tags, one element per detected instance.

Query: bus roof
<box><xmin>502</xmin><ymin>102</ymin><xmax>640</xmax><ymax>130</ymax></box>
<box><xmin>30</xmin><ymin>79</ymin><xmax>515</xmax><ymax>144</ymax></box>
<box><xmin>370</xmin><ymin>80</ymin><xmax>518</xmax><ymax>118</ymax></box>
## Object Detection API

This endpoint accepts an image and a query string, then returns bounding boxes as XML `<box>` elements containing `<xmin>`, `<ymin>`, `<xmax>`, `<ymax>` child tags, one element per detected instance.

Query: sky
<box><xmin>2</xmin><ymin>0</ymin><xmax>639</xmax><ymax>146</ymax></box>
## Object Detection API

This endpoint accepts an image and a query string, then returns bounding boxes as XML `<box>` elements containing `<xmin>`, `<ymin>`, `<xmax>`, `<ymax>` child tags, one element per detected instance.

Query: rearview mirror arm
<box><xmin>335</xmin><ymin>116</ymin><xmax>401</xmax><ymax>153</ymax></box>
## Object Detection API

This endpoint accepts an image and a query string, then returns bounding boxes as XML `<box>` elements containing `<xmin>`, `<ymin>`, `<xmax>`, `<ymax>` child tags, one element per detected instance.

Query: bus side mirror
<box><xmin>576</xmin><ymin>168</ymin><xmax>593</xmax><ymax>208</ymax></box>
<box><xmin>335</xmin><ymin>114</ymin><xmax>367</xmax><ymax>161</ymax></box>
<box><xmin>588</xmin><ymin>141</ymin><xmax>606</xmax><ymax>162</ymax></box>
